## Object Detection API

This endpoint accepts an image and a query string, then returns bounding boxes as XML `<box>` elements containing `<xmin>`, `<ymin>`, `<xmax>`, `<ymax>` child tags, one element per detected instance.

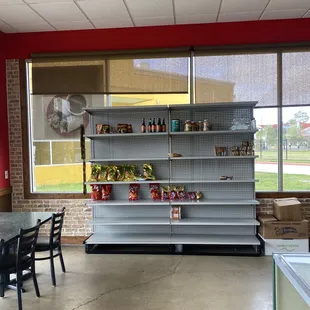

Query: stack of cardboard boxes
<box><xmin>258</xmin><ymin>198</ymin><xmax>309</xmax><ymax>255</ymax></box>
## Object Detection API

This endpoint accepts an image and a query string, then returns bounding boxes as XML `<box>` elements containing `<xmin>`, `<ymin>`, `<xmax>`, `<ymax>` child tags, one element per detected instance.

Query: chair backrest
<box><xmin>50</xmin><ymin>207</ymin><xmax>65</xmax><ymax>245</ymax></box>
<box><xmin>17</xmin><ymin>220</ymin><xmax>41</xmax><ymax>263</ymax></box>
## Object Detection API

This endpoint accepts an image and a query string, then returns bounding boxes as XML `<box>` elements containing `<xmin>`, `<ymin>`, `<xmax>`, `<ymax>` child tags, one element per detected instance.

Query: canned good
<box><xmin>171</xmin><ymin>119</ymin><xmax>180</xmax><ymax>132</ymax></box>
<box><xmin>184</xmin><ymin>120</ymin><xmax>192</xmax><ymax>132</ymax></box>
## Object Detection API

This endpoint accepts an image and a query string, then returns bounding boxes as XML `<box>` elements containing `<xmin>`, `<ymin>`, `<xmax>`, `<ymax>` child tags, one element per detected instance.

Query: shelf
<box><xmin>169</xmin><ymin>179</ymin><xmax>258</xmax><ymax>183</ymax></box>
<box><xmin>169</xmin><ymin>129</ymin><xmax>257</xmax><ymax>136</ymax></box>
<box><xmin>84</xmin><ymin>106</ymin><xmax>168</xmax><ymax>114</ymax></box>
<box><xmin>170</xmin><ymin>199</ymin><xmax>259</xmax><ymax>205</ymax></box>
<box><xmin>86</xmin><ymin>180</ymin><xmax>170</xmax><ymax>185</ymax></box>
<box><xmin>170</xmin><ymin>156</ymin><xmax>258</xmax><ymax>160</ymax></box>
<box><xmin>171</xmin><ymin>234</ymin><xmax>260</xmax><ymax>245</ymax></box>
<box><xmin>85</xmin><ymin>233</ymin><xmax>171</xmax><ymax>244</ymax></box>
<box><xmin>171</xmin><ymin>218</ymin><xmax>260</xmax><ymax>226</ymax></box>
<box><xmin>85</xmin><ymin>133</ymin><xmax>168</xmax><ymax>139</ymax></box>
<box><xmin>87</xmin><ymin>200</ymin><xmax>169</xmax><ymax>206</ymax></box>
<box><xmin>89</xmin><ymin>218</ymin><xmax>170</xmax><ymax>225</ymax></box>
<box><xmin>89</xmin><ymin>158</ymin><xmax>168</xmax><ymax>163</ymax></box>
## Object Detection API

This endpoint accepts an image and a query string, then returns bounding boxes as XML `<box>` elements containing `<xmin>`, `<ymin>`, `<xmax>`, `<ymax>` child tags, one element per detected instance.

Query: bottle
<box><xmin>162</xmin><ymin>118</ymin><xmax>166</xmax><ymax>132</ymax></box>
<box><xmin>156</xmin><ymin>118</ymin><xmax>162</xmax><ymax>132</ymax></box>
<box><xmin>151</xmin><ymin>118</ymin><xmax>156</xmax><ymax>133</ymax></box>
<box><xmin>141</xmin><ymin>118</ymin><xmax>146</xmax><ymax>133</ymax></box>
<box><xmin>148</xmin><ymin>118</ymin><xmax>152</xmax><ymax>133</ymax></box>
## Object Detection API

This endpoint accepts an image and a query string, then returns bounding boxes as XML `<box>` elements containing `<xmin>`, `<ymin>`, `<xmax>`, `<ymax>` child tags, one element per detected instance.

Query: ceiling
<box><xmin>0</xmin><ymin>0</ymin><xmax>310</xmax><ymax>33</ymax></box>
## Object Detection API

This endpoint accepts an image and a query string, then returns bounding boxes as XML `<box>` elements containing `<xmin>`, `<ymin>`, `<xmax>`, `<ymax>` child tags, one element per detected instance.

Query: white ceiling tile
<box><xmin>30</xmin><ymin>2</ymin><xmax>86</xmax><ymax>22</ymax></box>
<box><xmin>92</xmin><ymin>17</ymin><xmax>134</xmax><ymax>28</ymax></box>
<box><xmin>77</xmin><ymin>0</ymin><xmax>130</xmax><ymax>19</ymax></box>
<box><xmin>219</xmin><ymin>11</ymin><xmax>261</xmax><ymax>22</ymax></box>
<box><xmin>134</xmin><ymin>16</ymin><xmax>174</xmax><ymax>27</ymax></box>
<box><xmin>0</xmin><ymin>20</ymin><xmax>17</xmax><ymax>33</ymax></box>
<box><xmin>126</xmin><ymin>0</ymin><xmax>173</xmax><ymax>18</ymax></box>
<box><xmin>267</xmin><ymin>0</ymin><xmax>310</xmax><ymax>11</ymax></box>
<box><xmin>12</xmin><ymin>22</ymin><xmax>55</xmax><ymax>32</ymax></box>
<box><xmin>25</xmin><ymin>0</ymin><xmax>73</xmax><ymax>3</ymax></box>
<box><xmin>221</xmin><ymin>0</ymin><xmax>269</xmax><ymax>14</ymax></box>
<box><xmin>53</xmin><ymin>20</ymin><xmax>94</xmax><ymax>30</ymax></box>
<box><xmin>261</xmin><ymin>9</ymin><xmax>306</xmax><ymax>20</ymax></box>
<box><xmin>174</xmin><ymin>0</ymin><xmax>221</xmax><ymax>15</ymax></box>
<box><xmin>0</xmin><ymin>4</ymin><xmax>45</xmax><ymax>24</ymax></box>
<box><xmin>0</xmin><ymin>0</ymin><xmax>23</xmax><ymax>5</ymax></box>
<box><xmin>176</xmin><ymin>14</ymin><xmax>217</xmax><ymax>25</ymax></box>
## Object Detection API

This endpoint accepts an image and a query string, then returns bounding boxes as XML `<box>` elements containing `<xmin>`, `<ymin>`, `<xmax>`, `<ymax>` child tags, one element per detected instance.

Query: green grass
<box><xmin>256</xmin><ymin>150</ymin><xmax>310</xmax><ymax>164</ymax></box>
<box><xmin>256</xmin><ymin>172</ymin><xmax>310</xmax><ymax>191</ymax></box>
<box><xmin>36</xmin><ymin>172</ymin><xmax>310</xmax><ymax>193</ymax></box>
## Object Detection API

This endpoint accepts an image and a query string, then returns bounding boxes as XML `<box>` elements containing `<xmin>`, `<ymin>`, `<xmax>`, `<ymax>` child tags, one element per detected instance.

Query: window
<box><xmin>26</xmin><ymin>49</ymin><xmax>310</xmax><ymax>195</ymax></box>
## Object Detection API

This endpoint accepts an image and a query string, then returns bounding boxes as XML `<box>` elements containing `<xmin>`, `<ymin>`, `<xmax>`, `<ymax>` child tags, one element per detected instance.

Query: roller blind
<box><xmin>31</xmin><ymin>50</ymin><xmax>190</xmax><ymax>95</ymax></box>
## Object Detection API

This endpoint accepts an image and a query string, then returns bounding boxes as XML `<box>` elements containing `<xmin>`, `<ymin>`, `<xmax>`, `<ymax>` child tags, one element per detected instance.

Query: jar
<box><xmin>203</xmin><ymin>119</ymin><xmax>212</xmax><ymax>131</ymax></box>
<box><xmin>184</xmin><ymin>120</ymin><xmax>192</xmax><ymax>132</ymax></box>
<box><xmin>191</xmin><ymin>121</ymin><xmax>198</xmax><ymax>131</ymax></box>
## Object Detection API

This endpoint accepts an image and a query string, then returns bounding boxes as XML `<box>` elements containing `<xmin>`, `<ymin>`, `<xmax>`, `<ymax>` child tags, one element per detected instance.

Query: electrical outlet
<box><xmin>4</xmin><ymin>171</ymin><xmax>9</xmax><ymax>180</ymax></box>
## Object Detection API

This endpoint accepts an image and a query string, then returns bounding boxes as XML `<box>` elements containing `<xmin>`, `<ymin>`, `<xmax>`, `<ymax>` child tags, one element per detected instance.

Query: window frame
<box><xmin>21</xmin><ymin>45</ymin><xmax>310</xmax><ymax>199</ymax></box>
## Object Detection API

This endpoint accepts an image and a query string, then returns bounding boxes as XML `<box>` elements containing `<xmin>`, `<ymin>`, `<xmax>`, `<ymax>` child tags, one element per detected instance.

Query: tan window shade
<box><xmin>107</xmin><ymin>54</ymin><xmax>189</xmax><ymax>94</ymax></box>
<box><xmin>31</xmin><ymin>57</ymin><xmax>106</xmax><ymax>94</ymax></box>
<box><xmin>31</xmin><ymin>51</ymin><xmax>189</xmax><ymax>95</ymax></box>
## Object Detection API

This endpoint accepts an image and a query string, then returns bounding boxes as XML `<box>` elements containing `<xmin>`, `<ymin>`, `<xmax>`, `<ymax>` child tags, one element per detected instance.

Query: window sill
<box><xmin>256</xmin><ymin>192</ymin><xmax>310</xmax><ymax>199</ymax></box>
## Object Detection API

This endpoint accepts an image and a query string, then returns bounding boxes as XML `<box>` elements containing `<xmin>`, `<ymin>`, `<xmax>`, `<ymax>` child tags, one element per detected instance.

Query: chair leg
<box><xmin>32</xmin><ymin>264</ymin><xmax>40</xmax><ymax>298</ymax></box>
<box><xmin>59</xmin><ymin>246</ymin><xmax>66</xmax><ymax>273</ymax></box>
<box><xmin>0</xmin><ymin>274</ymin><xmax>5</xmax><ymax>297</ymax></box>
<box><xmin>50</xmin><ymin>249</ymin><xmax>56</xmax><ymax>287</ymax></box>
<box><xmin>16</xmin><ymin>271</ymin><xmax>23</xmax><ymax>310</ymax></box>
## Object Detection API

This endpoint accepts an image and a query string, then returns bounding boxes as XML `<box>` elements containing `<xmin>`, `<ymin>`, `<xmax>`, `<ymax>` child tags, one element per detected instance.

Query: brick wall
<box><xmin>6</xmin><ymin>59</ymin><xmax>310</xmax><ymax>237</ymax></box>
<box><xmin>6</xmin><ymin>59</ymin><xmax>91</xmax><ymax>236</ymax></box>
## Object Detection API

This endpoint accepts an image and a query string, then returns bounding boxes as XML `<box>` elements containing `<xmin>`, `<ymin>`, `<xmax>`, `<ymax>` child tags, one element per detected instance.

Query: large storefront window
<box><xmin>26</xmin><ymin>50</ymin><xmax>310</xmax><ymax>194</ymax></box>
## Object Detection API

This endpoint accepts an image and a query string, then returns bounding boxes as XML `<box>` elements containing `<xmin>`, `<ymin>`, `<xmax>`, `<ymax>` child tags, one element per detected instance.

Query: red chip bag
<box><xmin>129</xmin><ymin>184</ymin><xmax>140</xmax><ymax>201</ymax></box>
<box><xmin>90</xmin><ymin>185</ymin><xmax>101</xmax><ymax>201</ymax></box>
<box><xmin>149</xmin><ymin>183</ymin><xmax>160</xmax><ymax>200</ymax></box>
<box><xmin>102</xmin><ymin>184</ymin><xmax>112</xmax><ymax>200</ymax></box>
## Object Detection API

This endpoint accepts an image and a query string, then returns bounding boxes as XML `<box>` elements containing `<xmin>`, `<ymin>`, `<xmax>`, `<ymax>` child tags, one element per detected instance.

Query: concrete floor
<box><xmin>0</xmin><ymin>247</ymin><xmax>273</xmax><ymax>310</ymax></box>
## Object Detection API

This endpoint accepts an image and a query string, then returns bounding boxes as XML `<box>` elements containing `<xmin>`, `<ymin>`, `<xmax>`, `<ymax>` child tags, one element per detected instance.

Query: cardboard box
<box><xmin>259</xmin><ymin>235</ymin><xmax>309</xmax><ymax>256</ymax></box>
<box><xmin>258</xmin><ymin>215</ymin><xmax>308</xmax><ymax>239</ymax></box>
<box><xmin>273</xmin><ymin>198</ymin><xmax>302</xmax><ymax>221</ymax></box>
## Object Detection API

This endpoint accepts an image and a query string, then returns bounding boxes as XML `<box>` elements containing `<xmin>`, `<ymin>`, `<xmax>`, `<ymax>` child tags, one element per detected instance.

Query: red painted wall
<box><xmin>5</xmin><ymin>18</ymin><xmax>310</xmax><ymax>59</ymax></box>
<box><xmin>0</xmin><ymin>32</ymin><xmax>10</xmax><ymax>188</ymax></box>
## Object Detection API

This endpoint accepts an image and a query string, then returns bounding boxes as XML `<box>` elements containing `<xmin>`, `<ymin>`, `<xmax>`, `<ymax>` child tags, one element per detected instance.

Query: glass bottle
<box><xmin>141</xmin><ymin>118</ymin><xmax>146</xmax><ymax>133</ymax></box>
<box><xmin>148</xmin><ymin>118</ymin><xmax>152</xmax><ymax>133</ymax></box>
<box><xmin>156</xmin><ymin>118</ymin><xmax>162</xmax><ymax>132</ymax></box>
<box><xmin>151</xmin><ymin>118</ymin><xmax>156</xmax><ymax>133</ymax></box>
<box><xmin>162</xmin><ymin>118</ymin><xmax>166</xmax><ymax>132</ymax></box>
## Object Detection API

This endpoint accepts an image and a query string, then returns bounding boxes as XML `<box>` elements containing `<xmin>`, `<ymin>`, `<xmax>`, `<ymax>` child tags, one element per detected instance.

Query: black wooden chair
<box><xmin>35</xmin><ymin>207</ymin><xmax>66</xmax><ymax>287</ymax></box>
<box><xmin>0</xmin><ymin>220</ymin><xmax>41</xmax><ymax>310</ymax></box>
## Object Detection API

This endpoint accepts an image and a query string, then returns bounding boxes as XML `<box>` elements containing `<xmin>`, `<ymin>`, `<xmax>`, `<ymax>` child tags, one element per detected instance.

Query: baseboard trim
<box><xmin>0</xmin><ymin>186</ymin><xmax>12</xmax><ymax>197</ymax></box>
<box><xmin>62</xmin><ymin>236</ymin><xmax>88</xmax><ymax>245</ymax></box>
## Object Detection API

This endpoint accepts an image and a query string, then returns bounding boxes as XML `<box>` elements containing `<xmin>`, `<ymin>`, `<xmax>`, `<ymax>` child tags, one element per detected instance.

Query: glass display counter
<box><xmin>273</xmin><ymin>253</ymin><xmax>310</xmax><ymax>310</ymax></box>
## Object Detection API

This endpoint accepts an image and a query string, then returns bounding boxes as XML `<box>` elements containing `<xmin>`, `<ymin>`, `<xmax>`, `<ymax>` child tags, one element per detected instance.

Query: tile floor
<box><xmin>0</xmin><ymin>246</ymin><xmax>273</xmax><ymax>310</ymax></box>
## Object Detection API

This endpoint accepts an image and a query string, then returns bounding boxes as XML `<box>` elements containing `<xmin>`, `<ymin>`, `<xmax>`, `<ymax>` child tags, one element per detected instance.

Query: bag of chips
<box><xmin>149</xmin><ymin>183</ymin><xmax>160</xmax><ymax>200</ymax></box>
<box><xmin>169</xmin><ymin>185</ymin><xmax>178</xmax><ymax>200</ymax></box>
<box><xmin>124</xmin><ymin>165</ymin><xmax>137</xmax><ymax>181</ymax></box>
<box><xmin>129</xmin><ymin>184</ymin><xmax>140</xmax><ymax>201</ymax></box>
<box><xmin>102</xmin><ymin>184</ymin><xmax>112</xmax><ymax>200</ymax></box>
<box><xmin>98</xmin><ymin>165</ymin><xmax>109</xmax><ymax>182</ymax></box>
<box><xmin>106</xmin><ymin>165</ymin><xmax>118</xmax><ymax>181</ymax></box>
<box><xmin>143</xmin><ymin>163</ymin><xmax>155</xmax><ymax>180</ymax></box>
<box><xmin>116</xmin><ymin>165</ymin><xmax>126</xmax><ymax>181</ymax></box>
<box><xmin>89</xmin><ymin>165</ymin><xmax>101</xmax><ymax>182</ymax></box>
<box><xmin>188</xmin><ymin>192</ymin><xmax>196</xmax><ymax>200</ymax></box>
<box><xmin>161</xmin><ymin>186</ymin><xmax>170</xmax><ymax>201</ymax></box>
<box><xmin>90</xmin><ymin>185</ymin><xmax>101</xmax><ymax>200</ymax></box>
<box><xmin>177</xmin><ymin>185</ymin><xmax>186</xmax><ymax>201</ymax></box>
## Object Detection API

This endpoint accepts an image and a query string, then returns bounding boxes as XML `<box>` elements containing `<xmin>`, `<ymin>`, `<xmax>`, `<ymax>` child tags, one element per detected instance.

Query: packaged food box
<box><xmin>273</xmin><ymin>197</ymin><xmax>302</xmax><ymax>221</ymax></box>
<box><xmin>258</xmin><ymin>215</ymin><xmax>308</xmax><ymax>239</ymax></box>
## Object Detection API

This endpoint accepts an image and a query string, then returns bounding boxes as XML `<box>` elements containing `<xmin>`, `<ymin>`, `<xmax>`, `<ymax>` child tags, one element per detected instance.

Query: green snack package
<box><xmin>106</xmin><ymin>165</ymin><xmax>118</xmax><ymax>181</ymax></box>
<box><xmin>143</xmin><ymin>163</ymin><xmax>155</xmax><ymax>180</ymax></box>
<box><xmin>88</xmin><ymin>164</ymin><xmax>101</xmax><ymax>182</ymax></box>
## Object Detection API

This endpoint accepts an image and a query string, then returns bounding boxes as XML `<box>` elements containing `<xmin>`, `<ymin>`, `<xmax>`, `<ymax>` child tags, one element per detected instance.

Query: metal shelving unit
<box><xmin>84</xmin><ymin>102</ymin><xmax>260</xmax><ymax>254</ymax></box>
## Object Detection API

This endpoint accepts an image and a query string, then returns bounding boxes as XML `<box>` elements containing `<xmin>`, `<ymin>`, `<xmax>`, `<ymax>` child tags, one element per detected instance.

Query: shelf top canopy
<box><xmin>84</xmin><ymin>101</ymin><xmax>258</xmax><ymax>114</ymax></box>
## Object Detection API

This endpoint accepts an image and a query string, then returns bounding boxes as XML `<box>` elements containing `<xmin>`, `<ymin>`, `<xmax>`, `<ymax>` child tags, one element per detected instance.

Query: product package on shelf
<box><xmin>170</xmin><ymin>206</ymin><xmax>181</xmax><ymax>220</ymax></box>
<box><xmin>149</xmin><ymin>183</ymin><xmax>161</xmax><ymax>200</ymax></box>
<box><xmin>90</xmin><ymin>185</ymin><xmax>101</xmax><ymax>201</ymax></box>
<box><xmin>161</xmin><ymin>186</ymin><xmax>170</xmax><ymax>201</ymax></box>
<box><xmin>143</xmin><ymin>163</ymin><xmax>155</xmax><ymax>180</ymax></box>
<box><xmin>101</xmin><ymin>185</ymin><xmax>113</xmax><ymax>200</ymax></box>
<box><xmin>129</xmin><ymin>184</ymin><xmax>140</xmax><ymax>201</ymax></box>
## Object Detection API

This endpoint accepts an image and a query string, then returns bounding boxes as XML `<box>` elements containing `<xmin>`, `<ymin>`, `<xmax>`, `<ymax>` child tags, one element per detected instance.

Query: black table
<box><xmin>0</xmin><ymin>212</ymin><xmax>53</xmax><ymax>294</ymax></box>
<box><xmin>0</xmin><ymin>212</ymin><xmax>53</xmax><ymax>244</ymax></box>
